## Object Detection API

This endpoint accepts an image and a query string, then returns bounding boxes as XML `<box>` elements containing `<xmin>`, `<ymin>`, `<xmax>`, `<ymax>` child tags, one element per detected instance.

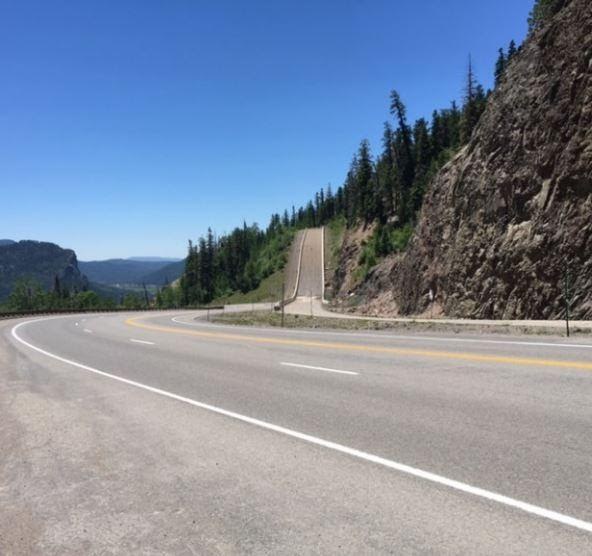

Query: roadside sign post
<box><xmin>564</xmin><ymin>264</ymin><xmax>571</xmax><ymax>338</ymax></box>
<box><xmin>281</xmin><ymin>282</ymin><xmax>285</xmax><ymax>328</ymax></box>
<box><xmin>428</xmin><ymin>289</ymin><xmax>434</xmax><ymax>319</ymax></box>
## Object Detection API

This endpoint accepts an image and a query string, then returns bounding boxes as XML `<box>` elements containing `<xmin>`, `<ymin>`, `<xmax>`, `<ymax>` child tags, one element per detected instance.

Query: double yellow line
<box><xmin>125</xmin><ymin>317</ymin><xmax>592</xmax><ymax>371</ymax></box>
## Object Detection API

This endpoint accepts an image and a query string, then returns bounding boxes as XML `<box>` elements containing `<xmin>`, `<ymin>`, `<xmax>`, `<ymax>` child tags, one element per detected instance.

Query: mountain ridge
<box><xmin>0</xmin><ymin>240</ymin><xmax>87</xmax><ymax>301</ymax></box>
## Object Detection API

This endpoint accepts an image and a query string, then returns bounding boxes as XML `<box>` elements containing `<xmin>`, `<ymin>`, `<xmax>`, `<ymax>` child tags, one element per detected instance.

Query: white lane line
<box><xmin>170</xmin><ymin>315</ymin><xmax>592</xmax><ymax>350</ymax></box>
<box><xmin>281</xmin><ymin>362</ymin><xmax>359</xmax><ymax>376</ymax></box>
<box><xmin>11</xmin><ymin>318</ymin><xmax>592</xmax><ymax>535</ymax></box>
<box><xmin>290</xmin><ymin>229</ymin><xmax>307</xmax><ymax>301</ymax></box>
<box><xmin>83</xmin><ymin>329</ymin><xmax>93</xmax><ymax>334</ymax></box>
<box><xmin>130</xmin><ymin>339</ymin><xmax>155</xmax><ymax>346</ymax></box>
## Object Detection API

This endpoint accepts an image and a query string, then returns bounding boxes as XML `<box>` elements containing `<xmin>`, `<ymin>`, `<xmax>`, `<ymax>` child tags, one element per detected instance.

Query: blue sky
<box><xmin>1</xmin><ymin>0</ymin><xmax>533</xmax><ymax>260</ymax></box>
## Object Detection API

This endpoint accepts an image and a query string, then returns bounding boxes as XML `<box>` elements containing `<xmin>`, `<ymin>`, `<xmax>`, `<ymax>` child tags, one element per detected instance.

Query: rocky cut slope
<box><xmin>354</xmin><ymin>0</ymin><xmax>592</xmax><ymax>320</ymax></box>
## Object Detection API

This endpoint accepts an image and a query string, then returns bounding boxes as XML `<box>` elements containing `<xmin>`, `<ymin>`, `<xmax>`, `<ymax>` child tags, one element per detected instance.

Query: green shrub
<box><xmin>390</xmin><ymin>224</ymin><xmax>414</xmax><ymax>252</ymax></box>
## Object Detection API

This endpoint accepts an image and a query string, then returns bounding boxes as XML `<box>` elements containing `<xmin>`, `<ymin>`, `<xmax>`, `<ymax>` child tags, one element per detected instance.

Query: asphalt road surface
<box><xmin>2</xmin><ymin>311</ymin><xmax>592</xmax><ymax>554</ymax></box>
<box><xmin>295</xmin><ymin>227</ymin><xmax>323</xmax><ymax>298</ymax></box>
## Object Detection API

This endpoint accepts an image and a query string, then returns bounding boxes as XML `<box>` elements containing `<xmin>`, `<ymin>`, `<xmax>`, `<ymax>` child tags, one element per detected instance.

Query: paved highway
<box><xmin>2</xmin><ymin>311</ymin><xmax>592</xmax><ymax>553</ymax></box>
<box><xmin>295</xmin><ymin>227</ymin><xmax>323</xmax><ymax>298</ymax></box>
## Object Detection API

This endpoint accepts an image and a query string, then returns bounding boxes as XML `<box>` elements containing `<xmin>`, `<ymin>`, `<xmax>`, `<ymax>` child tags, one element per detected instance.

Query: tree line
<box><xmin>2</xmin><ymin>277</ymin><xmax>109</xmax><ymax>312</ymax></box>
<box><xmin>2</xmin><ymin>276</ymin><xmax>155</xmax><ymax>313</ymax></box>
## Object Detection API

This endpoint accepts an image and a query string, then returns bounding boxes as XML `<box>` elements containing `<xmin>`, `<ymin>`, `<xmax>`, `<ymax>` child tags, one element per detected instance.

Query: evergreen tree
<box><xmin>390</xmin><ymin>90</ymin><xmax>415</xmax><ymax>222</ymax></box>
<box><xmin>528</xmin><ymin>0</ymin><xmax>565</xmax><ymax>31</ymax></box>
<box><xmin>375</xmin><ymin>122</ymin><xmax>397</xmax><ymax>221</ymax></box>
<box><xmin>343</xmin><ymin>155</ymin><xmax>359</xmax><ymax>226</ymax></box>
<box><xmin>53</xmin><ymin>274</ymin><xmax>61</xmax><ymax>297</ymax></box>
<box><xmin>410</xmin><ymin>118</ymin><xmax>432</xmax><ymax>216</ymax></box>
<box><xmin>460</xmin><ymin>56</ymin><xmax>486</xmax><ymax>144</ymax></box>
<box><xmin>494</xmin><ymin>48</ymin><xmax>507</xmax><ymax>87</ymax></box>
<box><xmin>507</xmin><ymin>40</ymin><xmax>517</xmax><ymax>60</ymax></box>
<box><xmin>448</xmin><ymin>101</ymin><xmax>462</xmax><ymax>149</ymax></box>
<box><xmin>355</xmin><ymin>139</ymin><xmax>376</xmax><ymax>223</ymax></box>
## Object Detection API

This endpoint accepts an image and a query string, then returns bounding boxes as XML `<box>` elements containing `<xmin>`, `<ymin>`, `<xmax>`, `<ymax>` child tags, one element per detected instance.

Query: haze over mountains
<box><xmin>79</xmin><ymin>258</ymin><xmax>183</xmax><ymax>286</ymax></box>
<box><xmin>0</xmin><ymin>239</ymin><xmax>184</xmax><ymax>302</ymax></box>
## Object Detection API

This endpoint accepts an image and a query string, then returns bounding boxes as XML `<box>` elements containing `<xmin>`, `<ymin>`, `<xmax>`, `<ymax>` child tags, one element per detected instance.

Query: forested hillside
<box><xmin>0</xmin><ymin>241</ymin><xmax>157</xmax><ymax>312</ymax></box>
<box><xmin>79</xmin><ymin>258</ymin><xmax>182</xmax><ymax>286</ymax></box>
<box><xmin>0</xmin><ymin>240</ymin><xmax>88</xmax><ymax>301</ymax></box>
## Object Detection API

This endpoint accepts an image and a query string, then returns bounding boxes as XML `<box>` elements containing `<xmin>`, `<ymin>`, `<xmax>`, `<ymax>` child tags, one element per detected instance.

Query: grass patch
<box><xmin>211</xmin><ymin>311</ymin><xmax>591</xmax><ymax>337</ymax></box>
<box><xmin>327</xmin><ymin>216</ymin><xmax>346</xmax><ymax>271</ymax></box>
<box><xmin>211</xmin><ymin>270</ymin><xmax>284</xmax><ymax>305</ymax></box>
<box><xmin>324</xmin><ymin>216</ymin><xmax>346</xmax><ymax>299</ymax></box>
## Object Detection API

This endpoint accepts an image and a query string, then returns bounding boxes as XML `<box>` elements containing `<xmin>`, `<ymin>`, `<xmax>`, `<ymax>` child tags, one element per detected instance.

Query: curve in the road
<box><xmin>10</xmin><ymin>314</ymin><xmax>592</xmax><ymax>535</ymax></box>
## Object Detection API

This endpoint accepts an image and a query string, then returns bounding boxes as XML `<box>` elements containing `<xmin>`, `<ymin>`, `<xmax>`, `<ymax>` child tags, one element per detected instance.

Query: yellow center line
<box><xmin>125</xmin><ymin>317</ymin><xmax>592</xmax><ymax>371</ymax></box>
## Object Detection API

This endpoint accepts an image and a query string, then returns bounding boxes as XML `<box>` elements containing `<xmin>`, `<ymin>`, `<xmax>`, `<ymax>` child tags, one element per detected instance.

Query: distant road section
<box><xmin>295</xmin><ymin>227</ymin><xmax>323</xmax><ymax>298</ymax></box>
<box><xmin>283</xmin><ymin>230</ymin><xmax>306</xmax><ymax>301</ymax></box>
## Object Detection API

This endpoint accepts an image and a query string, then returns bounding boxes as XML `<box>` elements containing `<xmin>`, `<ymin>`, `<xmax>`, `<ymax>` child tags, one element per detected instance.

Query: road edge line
<box><xmin>10</xmin><ymin>317</ymin><xmax>592</xmax><ymax>535</ymax></box>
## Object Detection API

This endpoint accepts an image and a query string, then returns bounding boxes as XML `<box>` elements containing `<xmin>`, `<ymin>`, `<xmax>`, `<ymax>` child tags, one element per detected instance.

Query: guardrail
<box><xmin>0</xmin><ymin>306</ymin><xmax>224</xmax><ymax>320</ymax></box>
<box><xmin>277</xmin><ymin>229</ymin><xmax>308</xmax><ymax>310</ymax></box>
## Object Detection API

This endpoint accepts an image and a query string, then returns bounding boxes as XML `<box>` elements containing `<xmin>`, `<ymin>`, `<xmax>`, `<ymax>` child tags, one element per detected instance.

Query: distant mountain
<box><xmin>79</xmin><ymin>258</ymin><xmax>181</xmax><ymax>286</ymax></box>
<box><xmin>0</xmin><ymin>240</ymin><xmax>87</xmax><ymax>301</ymax></box>
<box><xmin>127</xmin><ymin>256</ymin><xmax>182</xmax><ymax>263</ymax></box>
<box><xmin>0</xmin><ymin>239</ymin><xmax>15</xmax><ymax>246</ymax></box>
<box><xmin>140</xmin><ymin>259</ymin><xmax>185</xmax><ymax>286</ymax></box>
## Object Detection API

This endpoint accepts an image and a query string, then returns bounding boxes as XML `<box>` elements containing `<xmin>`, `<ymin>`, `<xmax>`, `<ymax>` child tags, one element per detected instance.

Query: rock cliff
<box><xmin>347</xmin><ymin>0</ymin><xmax>592</xmax><ymax>319</ymax></box>
<box><xmin>0</xmin><ymin>241</ymin><xmax>88</xmax><ymax>300</ymax></box>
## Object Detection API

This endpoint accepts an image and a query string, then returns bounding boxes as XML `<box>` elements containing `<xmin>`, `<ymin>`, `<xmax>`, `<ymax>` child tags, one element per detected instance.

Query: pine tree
<box><xmin>507</xmin><ymin>40</ymin><xmax>517</xmax><ymax>60</ymax></box>
<box><xmin>494</xmin><ymin>48</ymin><xmax>506</xmax><ymax>87</ymax></box>
<box><xmin>355</xmin><ymin>140</ymin><xmax>375</xmax><ymax>223</ymax></box>
<box><xmin>376</xmin><ymin>122</ymin><xmax>397</xmax><ymax>221</ymax></box>
<box><xmin>344</xmin><ymin>155</ymin><xmax>359</xmax><ymax>226</ymax></box>
<box><xmin>528</xmin><ymin>0</ymin><xmax>565</xmax><ymax>31</ymax></box>
<box><xmin>53</xmin><ymin>274</ymin><xmax>61</xmax><ymax>297</ymax></box>
<box><xmin>390</xmin><ymin>90</ymin><xmax>415</xmax><ymax>223</ymax></box>
<box><xmin>460</xmin><ymin>57</ymin><xmax>486</xmax><ymax>144</ymax></box>
<box><xmin>410</xmin><ymin>118</ymin><xmax>432</xmax><ymax>216</ymax></box>
<box><xmin>448</xmin><ymin>101</ymin><xmax>462</xmax><ymax>149</ymax></box>
<box><xmin>324</xmin><ymin>184</ymin><xmax>335</xmax><ymax>221</ymax></box>
<box><xmin>281</xmin><ymin>209</ymin><xmax>289</xmax><ymax>227</ymax></box>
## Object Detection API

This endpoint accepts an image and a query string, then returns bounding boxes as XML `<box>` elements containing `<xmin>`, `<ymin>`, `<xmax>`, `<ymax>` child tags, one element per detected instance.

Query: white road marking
<box><xmin>290</xmin><ymin>229</ymin><xmax>307</xmax><ymax>300</ymax></box>
<box><xmin>130</xmin><ymin>339</ymin><xmax>155</xmax><ymax>345</ymax></box>
<box><xmin>75</xmin><ymin>322</ymin><xmax>79</xmax><ymax>326</ymax></box>
<box><xmin>11</xmin><ymin>317</ymin><xmax>592</xmax><ymax>534</ymax></box>
<box><xmin>170</xmin><ymin>315</ymin><xmax>592</xmax><ymax>350</ymax></box>
<box><xmin>281</xmin><ymin>362</ymin><xmax>358</xmax><ymax>376</ymax></box>
<box><xmin>83</xmin><ymin>329</ymin><xmax>93</xmax><ymax>334</ymax></box>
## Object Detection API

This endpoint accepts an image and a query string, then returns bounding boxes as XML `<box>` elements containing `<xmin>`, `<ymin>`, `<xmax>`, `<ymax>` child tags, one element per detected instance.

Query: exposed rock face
<box><xmin>0</xmin><ymin>241</ymin><xmax>87</xmax><ymax>300</ymax></box>
<box><xmin>354</xmin><ymin>0</ymin><xmax>592</xmax><ymax>319</ymax></box>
